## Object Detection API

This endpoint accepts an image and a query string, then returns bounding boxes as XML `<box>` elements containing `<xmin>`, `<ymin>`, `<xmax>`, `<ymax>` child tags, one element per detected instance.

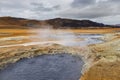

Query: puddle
<box><xmin>0</xmin><ymin>54</ymin><xmax>84</xmax><ymax>80</ymax></box>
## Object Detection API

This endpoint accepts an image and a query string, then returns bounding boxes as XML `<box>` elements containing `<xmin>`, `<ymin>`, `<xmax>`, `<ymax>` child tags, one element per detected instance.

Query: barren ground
<box><xmin>0</xmin><ymin>28</ymin><xmax>120</xmax><ymax>80</ymax></box>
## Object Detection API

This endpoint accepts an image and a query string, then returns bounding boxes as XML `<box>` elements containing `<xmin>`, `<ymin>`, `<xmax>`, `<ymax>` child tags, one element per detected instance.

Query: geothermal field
<box><xmin>0</xmin><ymin>0</ymin><xmax>120</xmax><ymax>79</ymax></box>
<box><xmin>0</xmin><ymin>27</ymin><xmax>120</xmax><ymax>80</ymax></box>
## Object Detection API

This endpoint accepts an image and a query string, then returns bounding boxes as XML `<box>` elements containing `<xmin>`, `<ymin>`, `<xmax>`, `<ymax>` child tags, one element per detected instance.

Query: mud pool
<box><xmin>0</xmin><ymin>54</ymin><xmax>84</xmax><ymax>80</ymax></box>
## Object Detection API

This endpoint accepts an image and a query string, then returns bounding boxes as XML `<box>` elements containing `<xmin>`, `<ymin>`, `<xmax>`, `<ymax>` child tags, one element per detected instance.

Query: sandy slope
<box><xmin>80</xmin><ymin>32</ymin><xmax>120</xmax><ymax>80</ymax></box>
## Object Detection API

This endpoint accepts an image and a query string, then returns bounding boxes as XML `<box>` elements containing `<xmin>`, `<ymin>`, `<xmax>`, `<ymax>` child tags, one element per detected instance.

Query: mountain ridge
<box><xmin>0</xmin><ymin>16</ymin><xmax>118</xmax><ymax>29</ymax></box>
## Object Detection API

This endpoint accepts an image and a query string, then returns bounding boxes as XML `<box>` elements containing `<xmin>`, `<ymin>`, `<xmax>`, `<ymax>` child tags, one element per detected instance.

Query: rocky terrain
<box><xmin>0</xmin><ymin>16</ymin><xmax>118</xmax><ymax>29</ymax></box>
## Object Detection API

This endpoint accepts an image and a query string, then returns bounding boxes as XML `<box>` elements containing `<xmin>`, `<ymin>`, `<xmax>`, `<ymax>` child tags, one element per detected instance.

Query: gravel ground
<box><xmin>0</xmin><ymin>54</ymin><xmax>84</xmax><ymax>80</ymax></box>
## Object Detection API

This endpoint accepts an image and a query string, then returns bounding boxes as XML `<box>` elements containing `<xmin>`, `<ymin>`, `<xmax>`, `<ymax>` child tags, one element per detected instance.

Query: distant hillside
<box><xmin>116</xmin><ymin>24</ymin><xmax>120</xmax><ymax>27</ymax></box>
<box><xmin>0</xmin><ymin>16</ymin><xmax>118</xmax><ymax>29</ymax></box>
<box><xmin>0</xmin><ymin>17</ymin><xmax>42</xmax><ymax>28</ymax></box>
<box><xmin>45</xmin><ymin>18</ymin><xmax>106</xmax><ymax>28</ymax></box>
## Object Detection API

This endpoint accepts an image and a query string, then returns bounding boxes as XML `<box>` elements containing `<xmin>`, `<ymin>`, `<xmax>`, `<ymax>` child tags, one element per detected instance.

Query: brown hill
<box><xmin>116</xmin><ymin>24</ymin><xmax>120</xmax><ymax>27</ymax></box>
<box><xmin>45</xmin><ymin>18</ymin><xmax>106</xmax><ymax>28</ymax></box>
<box><xmin>0</xmin><ymin>16</ymin><xmax>116</xmax><ymax>29</ymax></box>
<box><xmin>0</xmin><ymin>16</ymin><xmax>42</xmax><ymax>28</ymax></box>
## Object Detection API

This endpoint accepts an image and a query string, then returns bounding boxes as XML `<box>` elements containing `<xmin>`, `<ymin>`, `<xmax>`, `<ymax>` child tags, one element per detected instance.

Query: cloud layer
<box><xmin>0</xmin><ymin>0</ymin><xmax>120</xmax><ymax>24</ymax></box>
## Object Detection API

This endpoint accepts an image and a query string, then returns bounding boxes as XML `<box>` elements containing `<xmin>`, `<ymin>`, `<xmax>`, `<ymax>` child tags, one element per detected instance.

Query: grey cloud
<box><xmin>0</xmin><ymin>0</ymin><xmax>120</xmax><ymax>24</ymax></box>
<box><xmin>31</xmin><ymin>2</ymin><xmax>60</xmax><ymax>12</ymax></box>
<box><xmin>59</xmin><ymin>0</ymin><xmax>120</xmax><ymax>19</ymax></box>
<box><xmin>0</xmin><ymin>1</ymin><xmax>28</xmax><ymax>10</ymax></box>
<box><xmin>110</xmin><ymin>0</ymin><xmax>120</xmax><ymax>2</ymax></box>
<box><xmin>53</xmin><ymin>5</ymin><xmax>60</xmax><ymax>10</ymax></box>
<box><xmin>71</xmin><ymin>0</ymin><xmax>96</xmax><ymax>7</ymax></box>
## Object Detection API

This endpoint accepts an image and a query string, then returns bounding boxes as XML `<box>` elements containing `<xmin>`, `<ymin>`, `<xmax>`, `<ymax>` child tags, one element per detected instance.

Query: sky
<box><xmin>0</xmin><ymin>0</ymin><xmax>120</xmax><ymax>24</ymax></box>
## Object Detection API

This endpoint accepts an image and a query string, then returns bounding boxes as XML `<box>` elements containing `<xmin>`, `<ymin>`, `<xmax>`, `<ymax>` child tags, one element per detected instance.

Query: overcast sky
<box><xmin>0</xmin><ymin>0</ymin><xmax>120</xmax><ymax>24</ymax></box>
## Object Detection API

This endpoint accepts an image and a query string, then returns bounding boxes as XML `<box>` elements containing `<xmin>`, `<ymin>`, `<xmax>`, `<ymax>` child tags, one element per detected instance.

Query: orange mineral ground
<box><xmin>80</xmin><ymin>31</ymin><xmax>120</xmax><ymax>80</ymax></box>
<box><xmin>0</xmin><ymin>28</ymin><xmax>120</xmax><ymax>80</ymax></box>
